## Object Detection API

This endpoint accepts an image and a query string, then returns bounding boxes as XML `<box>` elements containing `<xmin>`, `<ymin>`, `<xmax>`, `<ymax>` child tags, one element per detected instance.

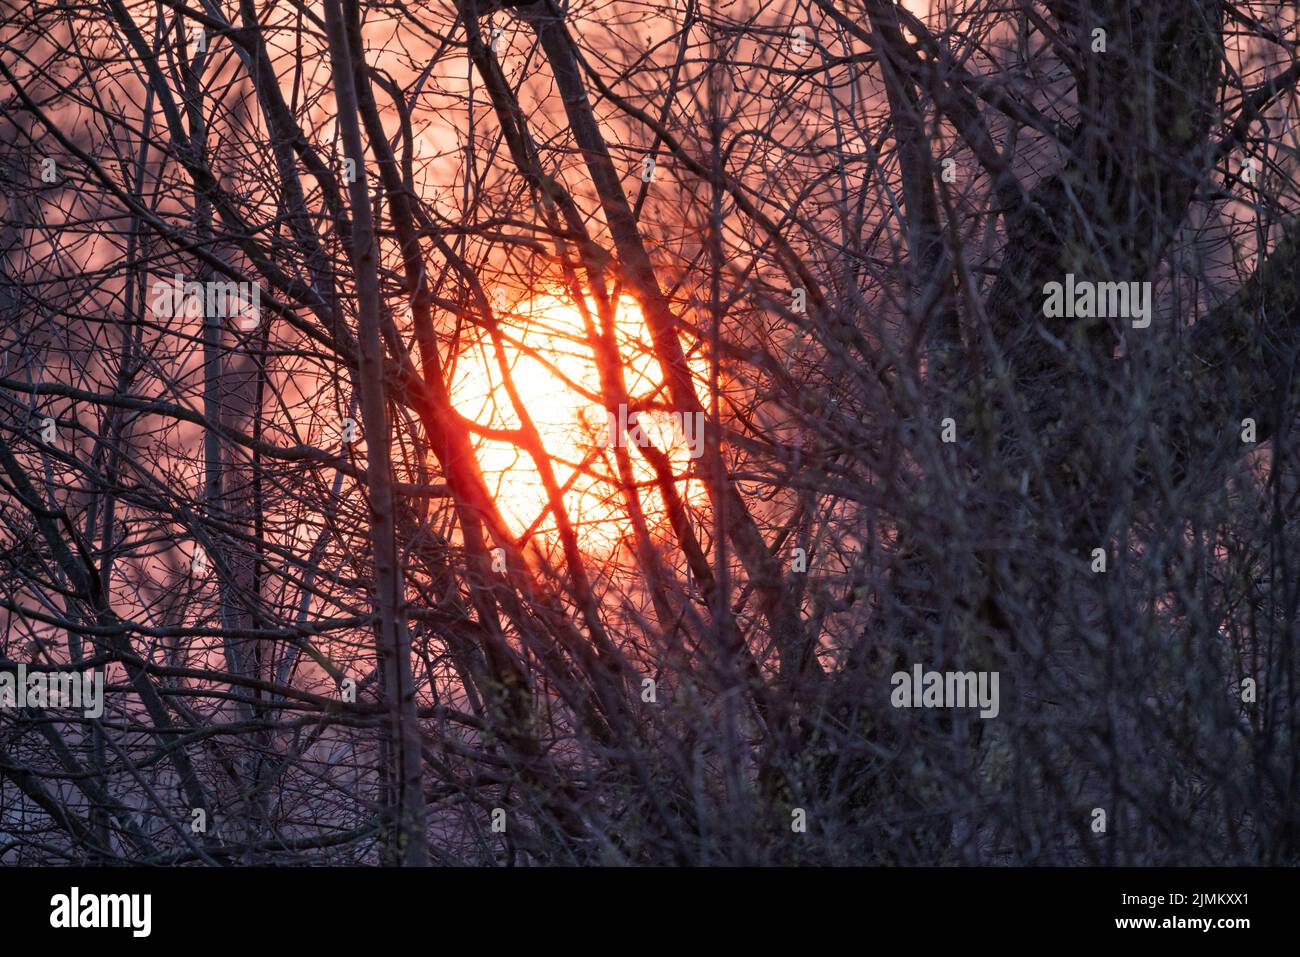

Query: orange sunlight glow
<box><xmin>450</xmin><ymin>291</ymin><xmax>709</xmax><ymax>556</ymax></box>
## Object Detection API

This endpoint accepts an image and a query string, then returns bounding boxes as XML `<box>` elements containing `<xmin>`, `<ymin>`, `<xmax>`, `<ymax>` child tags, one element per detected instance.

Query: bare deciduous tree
<box><xmin>1</xmin><ymin>0</ymin><xmax>1298</xmax><ymax>865</ymax></box>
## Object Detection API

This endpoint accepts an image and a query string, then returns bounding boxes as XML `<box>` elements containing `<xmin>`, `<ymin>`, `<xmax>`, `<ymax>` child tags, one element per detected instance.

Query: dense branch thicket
<box><xmin>1</xmin><ymin>0</ymin><xmax>1298</xmax><ymax>865</ymax></box>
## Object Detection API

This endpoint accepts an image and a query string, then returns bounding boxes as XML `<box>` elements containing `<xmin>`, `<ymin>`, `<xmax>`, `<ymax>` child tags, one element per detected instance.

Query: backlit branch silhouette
<box><xmin>1</xmin><ymin>0</ymin><xmax>1298</xmax><ymax>864</ymax></box>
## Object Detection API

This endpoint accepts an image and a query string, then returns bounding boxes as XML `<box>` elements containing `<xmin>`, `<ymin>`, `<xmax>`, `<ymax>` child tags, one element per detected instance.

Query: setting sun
<box><xmin>449</xmin><ymin>291</ymin><xmax>708</xmax><ymax>555</ymax></box>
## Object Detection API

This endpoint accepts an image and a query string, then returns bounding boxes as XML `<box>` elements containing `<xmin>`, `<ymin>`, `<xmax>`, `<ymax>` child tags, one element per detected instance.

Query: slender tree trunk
<box><xmin>324</xmin><ymin>0</ymin><xmax>428</xmax><ymax>866</ymax></box>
